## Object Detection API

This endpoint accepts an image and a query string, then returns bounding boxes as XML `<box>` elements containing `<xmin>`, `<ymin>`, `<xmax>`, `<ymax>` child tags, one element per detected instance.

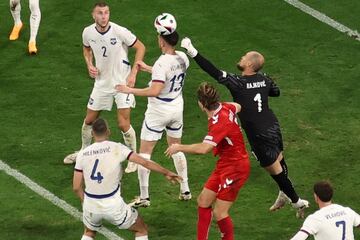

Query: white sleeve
<box><xmin>300</xmin><ymin>215</ymin><xmax>320</xmax><ymax>235</ymax></box>
<box><xmin>151</xmin><ymin>60</ymin><xmax>166</xmax><ymax>82</ymax></box>
<box><xmin>175</xmin><ymin>51</ymin><xmax>190</xmax><ymax>69</ymax></box>
<box><xmin>290</xmin><ymin>231</ymin><xmax>309</xmax><ymax>240</ymax></box>
<box><xmin>74</xmin><ymin>154</ymin><xmax>83</xmax><ymax>171</ymax></box>
<box><xmin>348</xmin><ymin>208</ymin><xmax>360</xmax><ymax>227</ymax></box>
<box><xmin>118</xmin><ymin>143</ymin><xmax>133</xmax><ymax>162</ymax></box>
<box><xmin>82</xmin><ymin>28</ymin><xmax>90</xmax><ymax>47</ymax></box>
<box><xmin>116</xmin><ymin>25</ymin><xmax>137</xmax><ymax>47</ymax></box>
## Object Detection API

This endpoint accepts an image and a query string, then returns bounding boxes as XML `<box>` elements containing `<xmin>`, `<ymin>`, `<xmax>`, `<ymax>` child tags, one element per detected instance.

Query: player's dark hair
<box><xmin>197</xmin><ymin>82</ymin><xmax>220</xmax><ymax>111</ymax></box>
<box><xmin>94</xmin><ymin>1</ymin><xmax>108</xmax><ymax>9</ymax></box>
<box><xmin>314</xmin><ymin>180</ymin><xmax>333</xmax><ymax>202</ymax></box>
<box><xmin>161</xmin><ymin>31</ymin><xmax>179</xmax><ymax>46</ymax></box>
<box><xmin>92</xmin><ymin>118</ymin><xmax>109</xmax><ymax>136</ymax></box>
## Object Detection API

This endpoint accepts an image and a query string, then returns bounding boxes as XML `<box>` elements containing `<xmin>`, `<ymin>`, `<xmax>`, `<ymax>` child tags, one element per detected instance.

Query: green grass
<box><xmin>0</xmin><ymin>0</ymin><xmax>359</xmax><ymax>239</ymax></box>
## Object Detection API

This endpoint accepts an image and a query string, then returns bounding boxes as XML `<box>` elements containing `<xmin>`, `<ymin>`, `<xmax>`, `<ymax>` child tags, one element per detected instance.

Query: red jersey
<box><xmin>203</xmin><ymin>103</ymin><xmax>249</xmax><ymax>169</ymax></box>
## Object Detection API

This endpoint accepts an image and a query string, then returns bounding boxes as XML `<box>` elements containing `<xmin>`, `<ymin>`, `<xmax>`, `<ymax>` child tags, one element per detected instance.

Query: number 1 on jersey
<box><xmin>254</xmin><ymin>93</ymin><xmax>262</xmax><ymax>112</ymax></box>
<box><xmin>91</xmin><ymin>159</ymin><xmax>104</xmax><ymax>184</ymax></box>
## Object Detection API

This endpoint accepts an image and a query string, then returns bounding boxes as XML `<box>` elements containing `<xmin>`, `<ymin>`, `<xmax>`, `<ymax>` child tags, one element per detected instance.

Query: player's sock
<box><xmin>10</xmin><ymin>0</ymin><xmax>22</xmax><ymax>26</ymax></box>
<box><xmin>280</xmin><ymin>157</ymin><xmax>288</xmax><ymax>176</ymax></box>
<box><xmin>81</xmin><ymin>122</ymin><xmax>92</xmax><ymax>150</ymax></box>
<box><xmin>217</xmin><ymin>216</ymin><xmax>234</xmax><ymax>240</ymax></box>
<box><xmin>81</xmin><ymin>235</ymin><xmax>93</xmax><ymax>240</ymax></box>
<box><xmin>197</xmin><ymin>206</ymin><xmax>212</xmax><ymax>240</ymax></box>
<box><xmin>171</xmin><ymin>152</ymin><xmax>190</xmax><ymax>193</ymax></box>
<box><xmin>138</xmin><ymin>153</ymin><xmax>151</xmax><ymax>199</ymax></box>
<box><xmin>29</xmin><ymin>0</ymin><xmax>41</xmax><ymax>42</ymax></box>
<box><xmin>122</xmin><ymin>125</ymin><xmax>137</xmax><ymax>151</ymax></box>
<box><xmin>135</xmin><ymin>236</ymin><xmax>148</xmax><ymax>240</ymax></box>
<box><xmin>271</xmin><ymin>171</ymin><xmax>299</xmax><ymax>203</ymax></box>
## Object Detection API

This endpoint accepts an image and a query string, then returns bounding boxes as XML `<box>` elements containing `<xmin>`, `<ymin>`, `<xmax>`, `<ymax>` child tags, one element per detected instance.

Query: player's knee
<box><xmin>213</xmin><ymin>207</ymin><xmax>228</xmax><ymax>221</ymax></box>
<box><xmin>117</xmin><ymin>121</ymin><xmax>130</xmax><ymax>132</ymax></box>
<box><xmin>197</xmin><ymin>195</ymin><xmax>211</xmax><ymax>208</ymax></box>
<box><xmin>29</xmin><ymin>0</ymin><xmax>40</xmax><ymax>14</ymax></box>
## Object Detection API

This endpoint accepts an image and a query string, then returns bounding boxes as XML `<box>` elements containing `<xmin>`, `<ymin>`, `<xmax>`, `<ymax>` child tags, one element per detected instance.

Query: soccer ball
<box><xmin>154</xmin><ymin>13</ymin><xmax>177</xmax><ymax>35</ymax></box>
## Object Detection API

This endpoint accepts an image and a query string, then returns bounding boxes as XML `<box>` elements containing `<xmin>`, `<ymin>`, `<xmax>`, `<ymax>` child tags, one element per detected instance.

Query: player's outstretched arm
<box><xmin>165</xmin><ymin>142</ymin><xmax>213</xmax><ymax>157</ymax></box>
<box><xmin>290</xmin><ymin>231</ymin><xmax>309</xmax><ymax>240</ymax></box>
<box><xmin>73</xmin><ymin>171</ymin><xmax>84</xmax><ymax>203</ymax></box>
<box><xmin>129</xmin><ymin>153</ymin><xmax>182</xmax><ymax>184</ymax></box>
<box><xmin>127</xmin><ymin>40</ymin><xmax>146</xmax><ymax>87</ymax></box>
<box><xmin>181</xmin><ymin>37</ymin><xmax>223</xmax><ymax>80</ymax></box>
<box><xmin>136</xmin><ymin>60</ymin><xmax>153</xmax><ymax>73</ymax></box>
<box><xmin>115</xmin><ymin>82</ymin><xmax>164</xmax><ymax>97</ymax></box>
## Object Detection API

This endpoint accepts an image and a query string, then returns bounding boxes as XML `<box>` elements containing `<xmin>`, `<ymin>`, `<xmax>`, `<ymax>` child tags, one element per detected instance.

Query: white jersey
<box><xmin>148</xmin><ymin>51</ymin><xmax>189</xmax><ymax>112</ymax></box>
<box><xmin>74</xmin><ymin>141</ymin><xmax>133</xmax><ymax>213</ymax></box>
<box><xmin>299</xmin><ymin>204</ymin><xmax>360</xmax><ymax>240</ymax></box>
<box><xmin>82</xmin><ymin>22</ymin><xmax>137</xmax><ymax>93</ymax></box>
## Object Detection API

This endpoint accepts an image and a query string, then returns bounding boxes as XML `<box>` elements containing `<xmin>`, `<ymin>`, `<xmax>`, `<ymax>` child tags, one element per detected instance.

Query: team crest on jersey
<box><xmin>110</xmin><ymin>38</ymin><xmax>117</xmax><ymax>45</ymax></box>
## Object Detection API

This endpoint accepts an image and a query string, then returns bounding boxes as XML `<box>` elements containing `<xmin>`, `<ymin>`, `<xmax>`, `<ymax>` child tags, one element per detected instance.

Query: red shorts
<box><xmin>204</xmin><ymin>161</ymin><xmax>250</xmax><ymax>202</ymax></box>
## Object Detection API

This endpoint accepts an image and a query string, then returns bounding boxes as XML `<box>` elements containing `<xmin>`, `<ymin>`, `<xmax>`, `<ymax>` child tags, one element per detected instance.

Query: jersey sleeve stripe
<box><xmin>128</xmin><ymin>38</ymin><xmax>137</xmax><ymax>47</ymax></box>
<box><xmin>122</xmin><ymin>60</ymin><xmax>131</xmax><ymax>66</ymax></box>
<box><xmin>203</xmin><ymin>140</ymin><xmax>217</xmax><ymax>146</ymax></box>
<box><xmin>127</xmin><ymin>151</ymin><xmax>134</xmax><ymax>160</ymax></box>
<box><xmin>152</xmin><ymin>80</ymin><xmax>165</xmax><ymax>83</ymax></box>
<box><xmin>300</xmin><ymin>229</ymin><xmax>310</xmax><ymax>236</ymax></box>
<box><xmin>74</xmin><ymin>168</ymin><xmax>83</xmax><ymax>172</ymax></box>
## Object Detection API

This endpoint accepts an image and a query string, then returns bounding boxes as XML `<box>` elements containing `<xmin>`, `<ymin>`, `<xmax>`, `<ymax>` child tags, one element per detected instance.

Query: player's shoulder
<box><xmin>175</xmin><ymin>50</ymin><xmax>188</xmax><ymax>60</ymax></box>
<box><xmin>82</xmin><ymin>23</ymin><xmax>96</xmax><ymax>35</ymax></box>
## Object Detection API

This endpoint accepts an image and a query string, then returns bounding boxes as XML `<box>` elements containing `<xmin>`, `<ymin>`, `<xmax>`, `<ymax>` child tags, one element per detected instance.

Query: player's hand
<box><xmin>165</xmin><ymin>171</ymin><xmax>183</xmax><ymax>184</ymax></box>
<box><xmin>136</xmin><ymin>61</ymin><xmax>152</xmax><ymax>73</ymax></box>
<box><xmin>181</xmin><ymin>37</ymin><xmax>198</xmax><ymax>58</ymax></box>
<box><xmin>165</xmin><ymin>144</ymin><xmax>180</xmax><ymax>157</ymax></box>
<box><xmin>126</xmin><ymin>73</ymin><xmax>136</xmax><ymax>87</ymax></box>
<box><xmin>115</xmin><ymin>84</ymin><xmax>132</xmax><ymax>94</ymax></box>
<box><xmin>88</xmin><ymin>65</ymin><xmax>99</xmax><ymax>78</ymax></box>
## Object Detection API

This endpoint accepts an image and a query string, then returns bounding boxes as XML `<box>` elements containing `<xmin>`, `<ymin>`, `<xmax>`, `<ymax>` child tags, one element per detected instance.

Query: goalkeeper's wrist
<box><xmin>187</xmin><ymin>48</ymin><xmax>198</xmax><ymax>58</ymax></box>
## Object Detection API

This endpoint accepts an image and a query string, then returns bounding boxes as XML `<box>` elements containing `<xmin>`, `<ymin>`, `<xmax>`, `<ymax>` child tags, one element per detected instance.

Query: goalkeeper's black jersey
<box><xmin>193</xmin><ymin>53</ymin><xmax>281</xmax><ymax>136</ymax></box>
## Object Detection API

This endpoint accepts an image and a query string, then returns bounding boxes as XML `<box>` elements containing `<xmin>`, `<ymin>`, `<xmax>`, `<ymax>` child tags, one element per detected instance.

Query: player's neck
<box><xmin>94</xmin><ymin>136</ymin><xmax>108</xmax><ymax>142</ymax></box>
<box><xmin>318</xmin><ymin>201</ymin><xmax>332</xmax><ymax>209</ymax></box>
<box><xmin>241</xmin><ymin>69</ymin><xmax>257</xmax><ymax>76</ymax></box>
<box><xmin>95</xmin><ymin>23</ymin><xmax>110</xmax><ymax>33</ymax></box>
<box><xmin>162</xmin><ymin>46</ymin><xmax>176</xmax><ymax>55</ymax></box>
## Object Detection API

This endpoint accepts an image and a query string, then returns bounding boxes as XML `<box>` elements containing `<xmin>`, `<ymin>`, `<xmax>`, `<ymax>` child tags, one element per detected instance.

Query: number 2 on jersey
<box><xmin>254</xmin><ymin>93</ymin><xmax>262</xmax><ymax>112</ymax></box>
<box><xmin>101</xmin><ymin>46</ymin><xmax>108</xmax><ymax>57</ymax></box>
<box><xmin>169</xmin><ymin>73</ymin><xmax>185</xmax><ymax>92</ymax></box>
<box><xmin>90</xmin><ymin>159</ymin><xmax>104</xmax><ymax>184</ymax></box>
<box><xmin>335</xmin><ymin>221</ymin><xmax>346</xmax><ymax>240</ymax></box>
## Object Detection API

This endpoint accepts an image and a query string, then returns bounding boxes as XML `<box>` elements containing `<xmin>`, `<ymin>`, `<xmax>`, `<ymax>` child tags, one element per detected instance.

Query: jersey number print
<box><xmin>91</xmin><ymin>159</ymin><xmax>104</xmax><ymax>184</ymax></box>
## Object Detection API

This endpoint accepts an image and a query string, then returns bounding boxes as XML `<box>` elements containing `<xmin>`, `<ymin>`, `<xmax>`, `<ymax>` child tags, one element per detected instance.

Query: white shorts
<box><xmin>83</xmin><ymin>203</ymin><xmax>138</xmax><ymax>231</ymax></box>
<box><xmin>87</xmin><ymin>88</ymin><xmax>135</xmax><ymax>111</ymax></box>
<box><xmin>140</xmin><ymin>109</ymin><xmax>183</xmax><ymax>141</ymax></box>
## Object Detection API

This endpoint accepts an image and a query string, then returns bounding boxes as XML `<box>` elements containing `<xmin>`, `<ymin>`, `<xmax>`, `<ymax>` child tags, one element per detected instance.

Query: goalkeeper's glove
<box><xmin>181</xmin><ymin>37</ymin><xmax>198</xmax><ymax>58</ymax></box>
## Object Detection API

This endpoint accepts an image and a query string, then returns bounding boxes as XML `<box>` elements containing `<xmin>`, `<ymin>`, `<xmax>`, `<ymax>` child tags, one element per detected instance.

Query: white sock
<box><xmin>135</xmin><ymin>236</ymin><xmax>148</xmax><ymax>240</ymax></box>
<box><xmin>138</xmin><ymin>153</ymin><xmax>151</xmax><ymax>199</ymax></box>
<box><xmin>29</xmin><ymin>0</ymin><xmax>41</xmax><ymax>42</ymax></box>
<box><xmin>81</xmin><ymin>235</ymin><xmax>93</xmax><ymax>240</ymax></box>
<box><xmin>122</xmin><ymin>125</ymin><xmax>137</xmax><ymax>151</ymax></box>
<box><xmin>10</xmin><ymin>0</ymin><xmax>22</xmax><ymax>26</ymax></box>
<box><xmin>81</xmin><ymin>122</ymin><xmax>92</xmax><ymax>150</ymax></box>
<box><xmin>172</xmin><ymin>152</ymin><xmax>190</xmax><ymax>193</ymax></box>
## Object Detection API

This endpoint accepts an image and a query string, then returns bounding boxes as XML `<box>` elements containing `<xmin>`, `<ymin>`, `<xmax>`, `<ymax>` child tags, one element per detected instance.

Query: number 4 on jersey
<box><xmin>254</xmin><ymin>93</ymin><xmax>262</xmax><ymax>112</ymax></box>
<box><xmin>91</xmin><ymin>159</ymin><xmax>104</xmax><ymax>184</ymax></box>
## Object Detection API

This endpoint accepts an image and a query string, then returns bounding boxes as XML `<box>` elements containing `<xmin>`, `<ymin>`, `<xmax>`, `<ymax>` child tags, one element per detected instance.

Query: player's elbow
<box><xmin>197</xmin><ymin>144</ymin><xmax>212</xmax><ymax>154</ymax></box>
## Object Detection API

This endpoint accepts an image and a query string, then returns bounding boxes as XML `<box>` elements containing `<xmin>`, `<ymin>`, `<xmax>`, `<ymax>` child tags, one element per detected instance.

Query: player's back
<box><xmin>148</xmin><ymin>51</ymin><xmax>189</xmax><ymax>111</ymax></box>
<box><xmin>205</xmin><ymin>103</ymin><xmax>249</xmax><ymax>169</ymax></box>
<box><xmin>220</xmin><ymin>72</ymin><xmax>280</xmax><ymax>134</ymax></box>
<box><xmin>75</xmin><ymin>140</ymin><xmax>132</xmax><ymax>208</ymax></box>
<box><xmin>303</xmin><ymin>204</ymin><xmax>360</xmax><ymax>240</ymax></box>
